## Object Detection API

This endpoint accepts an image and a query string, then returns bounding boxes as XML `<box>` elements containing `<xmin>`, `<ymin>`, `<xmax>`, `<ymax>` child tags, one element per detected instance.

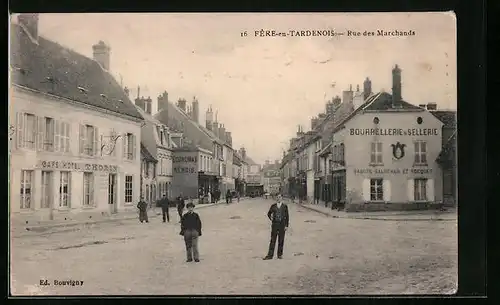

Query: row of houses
<box><xmin>9</xmin><ymin>14</ymin><xmax>260</xmax><ymax>223</ymax></box>
<box><xmin>280</xmin><ymin>65</ymin><xmax>457</xmax><ymax>212</ymax></box>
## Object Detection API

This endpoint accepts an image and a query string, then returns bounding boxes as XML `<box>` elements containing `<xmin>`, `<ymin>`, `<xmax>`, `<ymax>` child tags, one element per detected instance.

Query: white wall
<box><xmin>10</xmin><ymin>86</ymin><xmax>142</xmax><ymax>216</ymax></box>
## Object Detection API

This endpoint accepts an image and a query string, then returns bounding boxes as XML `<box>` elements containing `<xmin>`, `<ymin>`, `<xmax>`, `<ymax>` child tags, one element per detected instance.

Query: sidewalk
<box><xmin>11</xmin><ymin>201</ymin><xmax>222</xmax><ymax>236</ymax></box>
<box><xmin>296</xmin><ymin>202</ymin><xmax>457</xmax><ymax>221</ymax></box>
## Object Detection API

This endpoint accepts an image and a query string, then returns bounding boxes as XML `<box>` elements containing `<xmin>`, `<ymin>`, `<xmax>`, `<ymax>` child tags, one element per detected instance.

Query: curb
<box><xmin>16</xmin><ymin>202</ymin><xmax>221</xmax><ymax>233</ymax></box>
<box><xmin>298</xmin><ymin>204</ymin><xmax>457</xmax><ymax>222</ymax></box>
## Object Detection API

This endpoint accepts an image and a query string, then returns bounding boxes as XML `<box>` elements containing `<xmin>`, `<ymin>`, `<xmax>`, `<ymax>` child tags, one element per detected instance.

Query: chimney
<box><xmin>342</xmin><ymin>89</ymin><xmax>354</xmax><ymax>104</ymax></box>
<box><xmin>145</xmin><ymin>96</ymin><xmax>152</xmax><ymax>115</ymax></box>
<box><xmin>225</xmin><ymin>131</ymin><xmax>232</xmax><ymax>146</ymax></box>
<box><xmin>392</xmin><ymin>64</ymin><xmax>402</xmax><ymax>107</ymax></box>
<box><xmin>311</xmin><ymin>117</ymin><xmax>319</xmax><ymax>130</ymax></box>
<box><xmin>265</xmin><ymin>160</ymin><xmax>270</xmax><ymax>166</ymax></box>
<box><xmin>212</xmin><ymin>122</ymin><xmax>219</xmax><ymax>137</ymax></box>
<box><xmin>124</xmin><ymin>86</ymin><xmax>130</xmax><ymax>98</ymax></box>
<box><xmin>426</xmin><ymin>103</ymin><xmax>437</xmax><ymax>111</ymax></box>
<box><xmin>356</xmin><ymin>84</ymin><xmax>360</xmax><ymax>92</ymax></box>
<box><xmin>157</xmin><ymin>91</ymin><xmax>169</xmax><ymax>112</ymax></box>
<box><xmin>92</xmin><ymin>40</ymin><xmax>111</xmax><ymax>71</ymax></box>
<box><xmin>363</xmin><ymin>77</ymin><xmax>372</xmax><ymax>100</ymax></box>
<box><xmin>240</xmin><ymin>147</ymin><xmax>246</xmax><ymax>160</ymax></box>
<box><xmin>18</xmin><ymin>14</ymin><xmax>39</xmax><ymax>43</ymax></box>
<box><xmin>192</xmin><ymin>97</ymin><xmax>200</xmax><ymax>123</ymax></box>
<box><xmin>333</xmin><ymin>96</ymin><xmax>341</xmax><ymax>106</ymax></box>
<box><xmin>205</xmin><ymin>106</ymin><xmax>213</xmax><ymax>130</ymax></box>
<box><xmin>219</xmin><ymin>124</ymin><xmax>226</xmax><ymax>142</ymax></box>
<box><xmin>177</xmin><ymin>98</ymin><xmax>187</xmax><ymax>112</ymax></box>
<box><xmin>135</xmin><ymin>97</ymin><xmax>146</xmax><ymax>112</ymax></box>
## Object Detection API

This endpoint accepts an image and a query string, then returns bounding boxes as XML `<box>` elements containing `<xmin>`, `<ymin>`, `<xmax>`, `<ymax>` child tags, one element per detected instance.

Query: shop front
<box><xmin>11</xmin><ymin>158</ymin><xmax>140</xmax><ymax>223</ymax></box>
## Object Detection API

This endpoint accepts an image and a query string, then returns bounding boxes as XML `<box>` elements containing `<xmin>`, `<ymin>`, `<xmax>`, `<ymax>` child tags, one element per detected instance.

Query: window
<box><xmin>159</xmin><ymin>129</ymin><xmax>164</xmax><ymax>145</ymax></box>
<box><xmin>42</xmin><ymin>117</ymin><xmax>54</xmax><ymax>151</ymax></box>
<box><xmin>83</xmin><ymin>172</ymin><xmax>95</xmax><ymax>207</ymax></box>
<box><xmin>41</xmin><ymin>171</ymin><xmax>52</xmax><ymax>208</ymax></box>
<box><xmin>20</xmin><ymin>170</ymin><xmax>33</xmax><ymax>209</ymax></box>
<box><xmin>124</xmin><ymin>133</ymin><xmax>136</xmax><ymax>160</ymax></box>
<box><xmin>55</xmin><ymin>121</ymin><xmax>71</xmax><ymax>153</ymax></box>
<box><xmin>125</xmin><ymin>175</ymin><xmax>133</xmax><ymax>203</ymax></box>
<box><xmin>370</xmin><ymin>178</ymin><xmax>384</xmax><ymax>201</ymax></box>
<box><xmin>414</xmin><ymin>178</ymin><xmax>428</xmax><ymax>201</ymax></box>
<box><xmin>414</xmin><ymin>141</ymin><xmax>427</xmax><ymax>165</ymax></box>
<box><xmin>19</xmin><ymin>113</ymin><xmax>37</xmax><ymax>149</ymax></box>
<box><xmin>79</xmin><ymin>124</ymin><xmax>98</xmax><ymax>156</ymax></box>
<box><xmin>370</xmin><ymin>142</ymin><xmax>383</xmax><ymax>164</ymax></box>
<box><xmin>59</xmin><ymin>171</ymin><xmax>71</xmax><ymax>207</ymax></box>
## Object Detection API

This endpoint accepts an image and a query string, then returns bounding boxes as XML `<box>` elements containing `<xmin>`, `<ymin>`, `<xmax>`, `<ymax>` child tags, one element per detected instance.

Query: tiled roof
<box><xmin>430</xmin><ymin>110</ymin><xmax>457</xmax><ymax>129</ymax></box>
<box><xmin>331</xmin><ymin>92</ymin><xmax>424</xmax><ymax>134</ymax></box>
<box><xmin>141</xmin><ymin>143</ymin><xmax>157</xmax><ymax>162</ymax></box>
<box><xmin>10</xmin><ymin>24</ymin><xmax>143</xmax><ymax>120</ymax></box>
<box><xmin>154</xmin><ymin>104</ymin><xmax>214</xmax><ymax>151</ymax></box>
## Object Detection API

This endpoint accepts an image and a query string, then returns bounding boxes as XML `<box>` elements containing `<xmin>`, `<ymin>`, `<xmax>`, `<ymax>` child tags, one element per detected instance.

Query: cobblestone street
<box><xmin>10</xmin><ymin>198</ymin><xmax>457</xmax><ymax>295</ymax></box>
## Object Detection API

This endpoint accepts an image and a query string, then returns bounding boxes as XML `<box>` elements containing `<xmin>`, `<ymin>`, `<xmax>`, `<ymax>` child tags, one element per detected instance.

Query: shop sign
<box><xmin>353</xmin><ymin>168</ymin><xmax>433</xmax><ymax>175</ymax></box>
<box><xmin>173</xmin><ymin>167</ymin><xmax>197</xmax><ymax>174</ymax></box>
<box><xmin>349</xmin><ymin>128</ymin><xmax>439</xmax><ymax>136</ymax></box>
<box><xmin>173</xmin><ymin>156</ymin><xmax>197</xmax><ymax>163</ymax></box>
<box><xmin>38</xmin><ymin>161</ymin><xmax>118</xmax><ymax>173</ymax></box>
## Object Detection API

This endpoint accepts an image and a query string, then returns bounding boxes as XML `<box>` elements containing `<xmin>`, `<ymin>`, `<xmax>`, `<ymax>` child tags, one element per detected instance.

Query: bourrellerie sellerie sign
<box><xmin>38</xmin><ymin>161</ymin><xmax>118</xmax><ymax>173</ymax></box>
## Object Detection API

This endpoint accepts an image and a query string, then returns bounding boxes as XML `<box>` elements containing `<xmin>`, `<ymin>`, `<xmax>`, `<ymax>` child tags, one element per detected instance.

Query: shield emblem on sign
<box><xmin>391</xmin><ymin>142</ymin><xmax>406</xmax><ymax>160</ymax></box>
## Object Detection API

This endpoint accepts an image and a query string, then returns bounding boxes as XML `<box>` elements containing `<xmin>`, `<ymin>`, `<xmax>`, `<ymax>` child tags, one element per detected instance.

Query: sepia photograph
<box><xmin>9</xmin><ymin>12</ymin><xmax>457</xmax><ymax>295</ymax></box>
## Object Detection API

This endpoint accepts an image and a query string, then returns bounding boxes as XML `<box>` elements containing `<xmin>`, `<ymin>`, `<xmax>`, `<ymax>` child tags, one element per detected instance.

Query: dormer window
<box><xmin>159</xmin><ymin>129</ymin><xmax>164</xmax><ymax>145</ymax></box>
<box><xmin>100</xmin><ymin>94</ymin><xmax>107</xmax><ymax>99</ymax></box>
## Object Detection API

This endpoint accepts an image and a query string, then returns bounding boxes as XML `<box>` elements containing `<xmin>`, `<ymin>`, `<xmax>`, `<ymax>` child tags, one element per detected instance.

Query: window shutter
<box><xmin>132</xmin><ymin>134</ymin><xmax>137</xmax><ymax>160</ymax></box>
<box><xmin>383</xmin><ymin>180</ymin><xmax>391</xmax><ymax>202</ymax></box>
<box><xmin>16</xmin><ymin>112</ymin><xmax>24</xmax><ymax>148</ymax></box>
<box><xmin>407</xmin><ymin>179</ymin><xmax>415</xmax><ymax>202</ymax></box>
<box><xmin>90</xmin><ymin>174</ymin><xmax>95</xmax><ymax>206</ymax></box>
<box><xmin>37</xmin><ymin>116</ymin><xmax>45</xmax><ymax>151</ymax></box>
<box><xmin>426</xmin><ymin>179</ymin><xmax>435</xmax><ymax>202</ymax></box>
<box><xmin>54</xmin><ymin>121</ymin><xmax>61</xmax><ymax>152</ymax></box>
<box><xmin>79</xmin><ymin>124</ymin><xmax>85</xmax><ymax>154</ymax></box>
<box><xmin>362</xmin><ymin>179</ymin><xmax>370</xmax><ymax>202</ymax></box>
<box><xmin>93</xmin><ymin>127</ymin><xmax>99</xmax><ymax>156</ymax></box>
<box><xmin>122</xmin><ymin>134</ymin><xmax>127</xmax><ymax>159</ymax></box>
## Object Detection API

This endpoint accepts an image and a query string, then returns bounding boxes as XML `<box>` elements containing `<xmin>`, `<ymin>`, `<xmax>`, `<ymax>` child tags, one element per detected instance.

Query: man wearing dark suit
<box><xmin>159</xmin><ymin>194</ymin><xmax>170</xmax><ymax>223</ymax></box>
<box><xmin>263</xmin><ymin>195</ymin><xmax>289</xmax><ymax>260</ymax></box>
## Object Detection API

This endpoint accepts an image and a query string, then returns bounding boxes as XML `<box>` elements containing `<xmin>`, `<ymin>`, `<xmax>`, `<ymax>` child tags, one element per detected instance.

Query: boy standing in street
<box><xmin>263</xmin><ymin>195</ymin><xmax>289</xmax><ymax>260</ymax></box>
<box><xmin>137</xmin><ymin>197</ymin><xmax>149</xmax><ymax>223</ymax></box>
<box><xmin>179</xmin><ymin>202</ymin><xmax>202</xmax><ymax>262</ymax></box>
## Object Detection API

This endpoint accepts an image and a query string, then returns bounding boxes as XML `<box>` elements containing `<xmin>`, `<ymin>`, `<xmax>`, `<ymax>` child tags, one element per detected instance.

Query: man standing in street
<box><xmin>179</xmin><ymin>202</ymin><xmax>202</xmax><ymax>262</ymax></box>
<box><xmin>263</xmin><ymin>195</ymin><xmax>289</xmax><ymax>260</ymax></box>
<box><xmin>159</xmin><ymin>194</ymin><xmax>170</xmax><ymax>223</ymax></box>
<box><xmin>177</xmin><ymin>194</ymin><xmax>185</xmax><ymax>222</ymax></box>
<box><xmin>137</xmin><ymin>197</ymin><xmax>149</xmax><ymax>223</ymax></box>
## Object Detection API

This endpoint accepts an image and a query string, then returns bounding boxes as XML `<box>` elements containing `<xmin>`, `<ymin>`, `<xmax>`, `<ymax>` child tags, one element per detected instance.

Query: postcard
<box><xmin>9</xmin><ymin>12</ymin><xmax>457</xmax><ymax>295</ymax></box>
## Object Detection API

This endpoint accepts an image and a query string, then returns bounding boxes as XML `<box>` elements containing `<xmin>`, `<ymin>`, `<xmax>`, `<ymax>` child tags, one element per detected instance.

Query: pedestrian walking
<box><xmin>179</xmin><ymin>202</ymin><xmax>202</xmax><ymax>262</ymax></box>
<box><xmin>160</xmin><ymin>194</ymin><xmax>170</xmax><ymax>223</ymax></box>
<box><xmin>237</xmin><ymin>191</ymin><xmax>240</xmax><ymax>203</ymax></box>
<box><xmin>137</xmin><ymin>197</ymin><xmax>149</xmax><ymax>223</ymax></box>
<box><xmin>226</xmin><ymin>189</ymin><xmax>231</xmax><ymax>204</ymax></box>
<box><xmin>263</xmin><ymin>195</ymin><xmax>289</xmax><ymax>260</ymax></box>
<box><xmin>207</xmin><ymin>191</ymin><xmax>212</xmax><ymax>205</ymax></box>
<box><xmin>177</xmin><ymin>194</ymin><xmax>185</xmax><ymax>222</ymax></box>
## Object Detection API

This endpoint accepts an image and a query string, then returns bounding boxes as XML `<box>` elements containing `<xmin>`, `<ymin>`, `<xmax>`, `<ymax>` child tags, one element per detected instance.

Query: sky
<box><xmin>28</xmin><ymin>12</ymin><xmax>456</xmax><ymax>165</ymax></box>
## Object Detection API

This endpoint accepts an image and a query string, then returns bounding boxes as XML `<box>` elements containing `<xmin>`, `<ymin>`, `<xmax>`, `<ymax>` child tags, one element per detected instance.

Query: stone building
<box><xmin>10</xmin><ymin>14</ymin><xmax>143</xmax><ymax>222</ymax></box>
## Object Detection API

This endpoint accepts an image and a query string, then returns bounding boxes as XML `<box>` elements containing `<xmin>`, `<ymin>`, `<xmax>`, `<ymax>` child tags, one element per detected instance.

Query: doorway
<box><xmin>108</xmin><ymin>174</ymin><xmax>117</xmax><ymax>214</ymax></box>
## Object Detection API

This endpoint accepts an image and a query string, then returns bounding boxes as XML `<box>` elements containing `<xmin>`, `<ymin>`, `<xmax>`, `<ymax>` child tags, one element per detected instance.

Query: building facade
<box><xmin>10</xmin><ymin>15</ymin><xmax>144</xmax><ymax>222</ymax></box>
<box><xmin>140</xmin><ymin>144</ymin><xmax>157</xmax><ymax>205</ymax></box>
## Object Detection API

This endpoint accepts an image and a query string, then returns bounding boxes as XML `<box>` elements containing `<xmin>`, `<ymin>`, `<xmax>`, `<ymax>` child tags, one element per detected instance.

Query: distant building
<box><xmin>10</xmin><ymin>14</ymin><xmax>143</xmax><ymax>222</ymax></box>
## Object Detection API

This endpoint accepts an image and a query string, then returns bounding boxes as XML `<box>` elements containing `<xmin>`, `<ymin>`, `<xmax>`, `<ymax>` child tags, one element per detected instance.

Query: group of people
<box><xmin>137</xmin><ymin>192</ymin><xmax>290</xmax><ymax>263</ymax></box>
